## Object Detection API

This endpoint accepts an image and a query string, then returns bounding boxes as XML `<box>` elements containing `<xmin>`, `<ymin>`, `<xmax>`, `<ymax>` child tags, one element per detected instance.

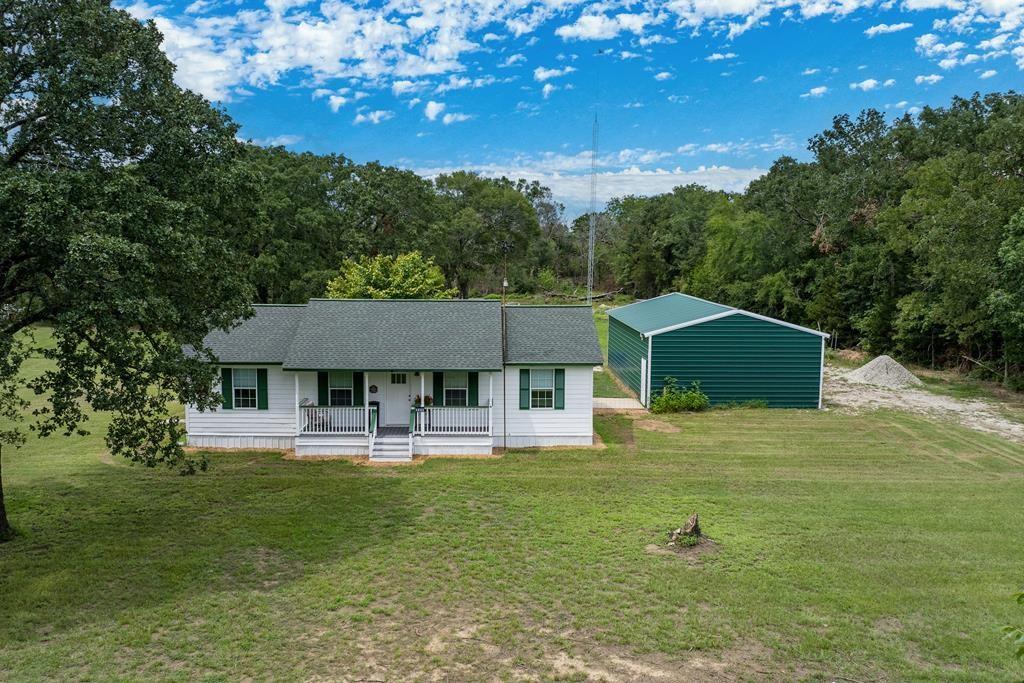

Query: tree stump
<box><xmin>668</xmin><ymin>513</ymin><xmax>701</xmax><ymax>546</ymax></box>
<box><xmin>682</xmin><ymin>512</ymin><xmax>700</xmax><ymax>537</ymax></box>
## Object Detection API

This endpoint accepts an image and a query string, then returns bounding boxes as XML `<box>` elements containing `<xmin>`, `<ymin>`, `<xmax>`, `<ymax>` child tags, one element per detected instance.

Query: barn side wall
<box><xmin>650</xmin><ymin>315</ymin><xmax>822</xmax><ymax>408</ymax></box>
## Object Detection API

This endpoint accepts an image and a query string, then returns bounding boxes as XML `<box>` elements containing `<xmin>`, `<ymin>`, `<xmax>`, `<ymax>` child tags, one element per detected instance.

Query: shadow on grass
<box><xmin>0</xmin><ymin>451</ymin><xmax>417</xmax><ymax>643</ymax></box>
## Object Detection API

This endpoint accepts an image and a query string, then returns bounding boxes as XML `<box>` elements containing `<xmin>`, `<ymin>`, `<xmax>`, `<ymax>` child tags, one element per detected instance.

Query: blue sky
<box><xmin>123</xmin><ymin>0</ymin><xmax>1024</xmax><ymax>215</ymax></box>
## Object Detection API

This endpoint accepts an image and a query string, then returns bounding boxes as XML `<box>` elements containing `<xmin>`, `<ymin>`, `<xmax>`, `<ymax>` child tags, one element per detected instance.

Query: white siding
<box><xmin>187</xmin><ymin>365</ymin><xmax>595</xmax><ymax>453</ymax></box>
<box><xmin>188</xmin><ymin>435</ymin><xmax>295</xmax><ymax>450</ymax></box>
<box><xmin>491</xmin><ymin>365</ymin><xmax>593</xmax><ymax>448</ymax></box>
<box><xmin>186</xmin><ymin>366</ymin><xmax>298</xmax><ymax>441</ymax></box>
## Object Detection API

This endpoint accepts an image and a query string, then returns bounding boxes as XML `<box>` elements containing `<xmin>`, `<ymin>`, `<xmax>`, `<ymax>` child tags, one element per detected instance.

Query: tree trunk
<box><xmin>0</xmin><ymin>445</ymin><xmax>13</xmax><ymax>542</ymax></box>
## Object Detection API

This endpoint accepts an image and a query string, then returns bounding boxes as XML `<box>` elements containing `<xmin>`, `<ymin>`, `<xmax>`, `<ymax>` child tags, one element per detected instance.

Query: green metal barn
<box><xmin>607</xmin><ymin>293</ymin><xmax>828</xmax><ymax>409</ymax></box>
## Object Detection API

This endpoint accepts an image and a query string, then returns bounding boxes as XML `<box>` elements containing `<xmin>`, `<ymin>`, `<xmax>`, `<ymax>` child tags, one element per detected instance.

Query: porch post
<box><xmin>364</xmin><ymin>371</ymin><xmax>370</xmax><ymax>434</ymax></box>
<box><xmin>420</xmin><ymin>372</ymin><xmax>425</xmax><ymax>435</ymax></box>
<box><xmin>488</xmin><ymin>372</ymin><xmax>494</xmax><ymax>436</ymax></box>
<box><xmin>294</xmin><ymin>373</ymin><xmax>300</xmax><ymax>435</ymax></box>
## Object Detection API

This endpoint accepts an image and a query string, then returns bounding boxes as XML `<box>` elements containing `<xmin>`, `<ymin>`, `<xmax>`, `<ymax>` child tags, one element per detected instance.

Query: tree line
<box><xmin>237</xmin><ymin>93</ymin><xmax>1024</xmax><ymax>386</ymax></box>
<box><xmin>604</xmin><ymin>93</ymin><xmax>1024</xmax><ymax>386</ymax></box>
<box><xmin>231</xmin><ymin>147</ymin><xmax>593</xmax><ymax>302</ymax></box>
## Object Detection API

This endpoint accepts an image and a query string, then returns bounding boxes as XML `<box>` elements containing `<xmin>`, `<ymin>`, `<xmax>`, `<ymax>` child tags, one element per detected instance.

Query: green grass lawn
<box><xmin>2</xmin><ymin>329</ymin><xmax>1023</xmax><ymax>680</ymax></box>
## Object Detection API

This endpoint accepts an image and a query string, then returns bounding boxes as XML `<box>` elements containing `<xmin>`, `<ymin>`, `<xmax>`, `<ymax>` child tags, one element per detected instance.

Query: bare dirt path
<box><xmin>825</xmin><ymin>367</ymin><xmax>1024</xmax><ymax>444</ymax></box>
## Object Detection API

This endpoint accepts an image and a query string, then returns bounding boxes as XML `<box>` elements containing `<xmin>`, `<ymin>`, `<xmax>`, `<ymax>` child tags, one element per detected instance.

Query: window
<box><xmin>444</xmin><ymin>371</ymin><xmax>468</xmax><ymax>407</ymax></box>
<box><xmin>329</xmin><ymin>371</ymin><xmax>353</xmax><ymax>407</ymax></box>
<box><xmin>530</xmin><ymin>369</ymin><xmax>554</xmax><ymax>409</ymax></box>
<box><xmin>390</xmin><ymin>373</ymin><xmax>407</xmax><ymax>385</ymax></box>
<box><xmin>233</xmin><ymin>368</ymin><xmax>258</xmax><ymax>409</ymax></box>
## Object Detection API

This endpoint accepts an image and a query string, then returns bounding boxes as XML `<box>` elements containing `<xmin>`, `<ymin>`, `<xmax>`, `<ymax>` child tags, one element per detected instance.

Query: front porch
<box><xmin>295</xmin><ymin>405</ymin><xmax>494</xmax><ymax>460</ymax></box>
<box><xmin>297</xmin><ymin>405</ymin><xmax>492</xmax><ymax>437</ymax></box>
<box><xmin>292</xmin><ymin>368</ymin><xmax>497</xmax><ymax>460</ymax></box>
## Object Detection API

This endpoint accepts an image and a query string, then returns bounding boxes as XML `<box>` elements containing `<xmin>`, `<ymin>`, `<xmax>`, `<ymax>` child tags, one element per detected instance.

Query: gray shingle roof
<box><xmin>201</xmin><ymin>299</ymin><xmax>602</xmax><ymax>369</ymax></box>
<box><xmin>503</xmin><ymin>305</ymin><xmax>604</xmax><ymax>365</ymax></box>
<box><xmin>282</xmin><ymin>299</ymin><xmax>504</xmax><ymax>370</ymax></box>
<box><xmin>202</xmin><ymin>305</ymin><xmax>305</xmax><ymax>363</ymax></box>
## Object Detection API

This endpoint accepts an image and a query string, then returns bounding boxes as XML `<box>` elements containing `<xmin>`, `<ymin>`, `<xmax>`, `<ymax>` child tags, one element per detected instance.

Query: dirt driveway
<box><xmin>826</xmin><ymin>367</ymin><xmax>1024</xmax><ymax>444</ymax></box>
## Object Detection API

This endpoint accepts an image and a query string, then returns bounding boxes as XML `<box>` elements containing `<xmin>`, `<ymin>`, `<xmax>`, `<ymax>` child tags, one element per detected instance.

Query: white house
<box><xmin>185</xmin><ymin>299</ymin><xmax>603</xmax><ymax>461</ymax></box>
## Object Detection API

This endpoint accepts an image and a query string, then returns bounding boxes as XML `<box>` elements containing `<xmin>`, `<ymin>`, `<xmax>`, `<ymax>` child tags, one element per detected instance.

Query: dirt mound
<box><xmin>846</xmin><ymin>355</ymin><xmax>922</xmax><ymax>389</ymax></box>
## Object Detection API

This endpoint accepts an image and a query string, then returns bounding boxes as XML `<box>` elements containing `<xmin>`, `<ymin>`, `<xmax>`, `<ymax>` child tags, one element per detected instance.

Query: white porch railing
<box><xmin>301</xmin><ymin>406</ymin><xmax>367</xmax><ymax>434</ymax></box>
<box><xmin>413</xmin><ymin>406</ymin><xmax>491</xmax><ymax>435</ymax></box>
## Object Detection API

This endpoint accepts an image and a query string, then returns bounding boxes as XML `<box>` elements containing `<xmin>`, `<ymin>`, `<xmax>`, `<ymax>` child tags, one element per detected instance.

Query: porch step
<box><xmin>370</xmin><ymin>435</ymin><xmax>412</xmax><ymax>462</ymax></box>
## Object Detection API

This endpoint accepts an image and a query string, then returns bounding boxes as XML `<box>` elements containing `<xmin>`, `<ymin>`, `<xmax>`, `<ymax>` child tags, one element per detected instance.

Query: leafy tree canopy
<box><xmin>324</xmin><ymin>252</ymin><xmax>456</xmax><ymax>299</ymax></box>
<box><xmin>0</xmin><ymin>0</ymin><xmax>254</xmax><ymax>539</ymax></box>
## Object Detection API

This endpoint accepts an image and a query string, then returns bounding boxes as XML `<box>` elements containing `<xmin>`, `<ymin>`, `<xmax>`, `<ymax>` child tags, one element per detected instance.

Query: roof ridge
<box><xmin>504</xmin><ymin>304</ymin><xmax>593</xmax><ymax>308</ymax></box>
<box><xmin>306</xmin><ymin>297</ymin><xmax>498</xmax><ymax>303</ymax></box>
<box><xmin>251</xmin><ymin>303</ymin><xmax>308</xmax><ymax>308</ymax></box>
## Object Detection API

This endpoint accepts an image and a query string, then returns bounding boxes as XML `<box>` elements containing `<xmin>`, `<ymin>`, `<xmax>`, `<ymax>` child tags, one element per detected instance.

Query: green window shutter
<box><xmin>317</xmin><ymin>371</ymin><xmax>329</xmax><ymax>406</ymax></box>
<box><xmin>353</xmin><ymin>372</ymin><xmax>365</xmax><ymax>406</ymax></box>
<box><xmin>432</xmin><ymin>372</ymin><xmax>444</xmax><ymax>407</ymax></box>
<box><xmin>468</xmin><ymin>371</ymin><xmax>479</xmax><ymax>407</ymax></box>
<box><xmin>256</xmin><ymin>369</ymin><xmax>269</xmax><ymax>410</ymax></box>
<box><xmin>221</xmin><ymin>368</ymin><xmax>233</xmax><ymax>409</ymax></box>
<box><xmin>554</xmin><ymin>368</ymin><xmax>565</xmax><ymax>410</ymax></box>
<box><xmin>519</xmin><ymin>369</ymin><xmax>530</xmax><ymax>410</ymax></box>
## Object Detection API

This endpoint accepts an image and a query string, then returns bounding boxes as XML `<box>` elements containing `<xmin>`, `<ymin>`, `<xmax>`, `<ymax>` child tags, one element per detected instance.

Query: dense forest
<box><xmin>234</xmin><ymin>92</ymin><xmax>1024</xmax><ymax>385</ymax></box>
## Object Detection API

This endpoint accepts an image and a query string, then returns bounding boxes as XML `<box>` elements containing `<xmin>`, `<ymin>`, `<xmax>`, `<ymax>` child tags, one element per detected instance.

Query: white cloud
<box><xmin>442</xmin><ymin>112</ymin><xmax>473</xmax><ymax>124</ymax></box>
<box><xmin>251</xmin><ymin>133</ymin><xmax>302</xmax><ymax>147</ymax></box>
<box><xmin>555</xmin><ymin>12</ymin><xmax>655</xmax><ymax>41</ymax></box>
<box><xmin>353</xmin><ymin>110</ymin><xmax>394</xmax><ymax>125</ymax></box>
<box><xmin>915</xmin><ymin>33</ymin><xmax>967</xmax><ymax>58</ymax></box>
<box><xmin>541</xmin><ymin>83</ymin><xmax>557</xmax><ymax>98</ymax></box>
<box><xmin>435</xmin><ymin>74</ymin><xmax>500</xmax><ymax>93</ymax></box>
<box><xmin>850</xmin><ymin>78</ymin><xmax>880</xmax><ymax>90</ymax></box>
<box><xmin>424</xmin><ymin>100</ymin><xmax>445</xmax><ymax>121</ymax></box>
<box><xmin>391</xmin><ymin>80</ymin><xmax>424</xmax><ymax>96</ymax></box>
<box><xmin>620</xmin><ymin>50</ymin><xmax>641</xmax><ymax>59</ymax></box>
<box><xmin>676</xmin><ymin>135</ymin><xmax>796</xmax><ymax>156</ymax></box>
<box><xmin>801</xmin><ymin>67</ymin><xmax>820</xmax><ymax>75</ymax></box>
<box><xmin>915</xmin><ymin>73</ymin><xmax>944</xmax><ymax>84</ymax></box>
<box><xmin>121</xmin><ymin>0</ymin><xmax>1024</xmax><ymax>111</ymax></box>
<box><xmin>864</xmin><ymin>22</ymin><xmax>913</xmax><ymax>36</ymax></box>
<box><xmin>654</xmin><ymin>71</ymin><xmax>674</xmax><ymax>81</ymax></box>
<box><xmin>706</xmin><ymin>52</ymin><xmax>737</xmax><ymax>61</ymax></box>
<box><xmin>533</xmin><ymin>65</ymin><xmax>576</xmax><ymax>81</ymax></box>
<box><xmin>184</xmin><ymin>0</ymin><xmax>209</xmax><ymax>14</ymax></box>
<box><xmin>979</xmin><ymin>33</ymin><xmax>1010</xmax><ymax>51</ymax></box>
<box><xmin>849</xmin><ymin>77</ymin><xmax>895</xmax><ymax>91</ymax></box>
<box><xmin>500</xmin><ymin>53</ymin><xmax>526</xmax><ymax>67</ymax></box>
<box><xmin>980</xmin><ymin>68</ymin><xmax>997</xmax><ymax>78</ymax></box>
<box><xmin>327</xmin><ymin>95</ymin><xmax>348</xmax><ymax>112</ymax></box>
<box><xmin>800</xmin><ymin>85</ymin><xmax>829</xmax><ymax>98</ymax></box>
<box><xmin>753</xmin><ymin>75</ymin><xmax>767</xmax><ymax>82</ymax></box>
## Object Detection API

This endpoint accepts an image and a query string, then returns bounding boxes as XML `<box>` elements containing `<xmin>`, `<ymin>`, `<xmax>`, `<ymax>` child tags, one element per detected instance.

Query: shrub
<box><xmin>650</xmin><ymin>378</ymin><xmax>710</xmax><ymax>413</ymax></box>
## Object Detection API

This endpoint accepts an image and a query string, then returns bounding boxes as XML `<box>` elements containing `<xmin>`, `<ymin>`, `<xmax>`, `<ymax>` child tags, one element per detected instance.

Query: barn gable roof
<box><xmin>608</xmin><ymin>293</ymin><xmax>829</xmax><ymax>338</ymax></box>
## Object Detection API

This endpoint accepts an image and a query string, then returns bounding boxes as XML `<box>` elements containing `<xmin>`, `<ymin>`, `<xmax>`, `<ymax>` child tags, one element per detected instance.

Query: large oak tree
<box><xmin>0</xmin><ymin>0</ymin><xmax>254</xmax><ymax>539</ymax></box>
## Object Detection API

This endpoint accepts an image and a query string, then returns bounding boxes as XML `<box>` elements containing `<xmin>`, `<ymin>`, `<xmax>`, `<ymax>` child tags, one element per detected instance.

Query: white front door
<box><xmin>384</xmin><ymin>372</ymin><xmax>411</xmax><ymax>426</ymax></box>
